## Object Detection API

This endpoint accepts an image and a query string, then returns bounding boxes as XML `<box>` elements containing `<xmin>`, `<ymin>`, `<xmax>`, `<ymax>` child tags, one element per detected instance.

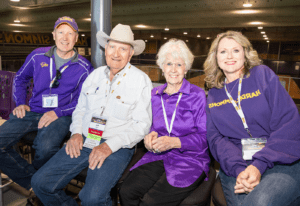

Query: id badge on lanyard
<box><xmin>83</xmin><ymin>115</ymin><xmax>107</xmax><ymax>149</ymax></box>
<box><xmin>242</xmin><ymin>138</ymin><xmax>267</xmax><ymax>160</ymax></box>
<box><xmin>42</xmin><ymin>94</ymin><xmax>58</xmax><ymax>108</ymax></box>
<box><xmin>224</xmin><ymin>77</ymin><xmax>267</xmax><ymax>160</ymax></box>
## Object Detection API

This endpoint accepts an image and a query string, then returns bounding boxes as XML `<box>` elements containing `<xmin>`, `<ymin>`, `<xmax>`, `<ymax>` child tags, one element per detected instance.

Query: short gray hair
<box><xmin>156</xmin><ymin>38</ymin><xmax>194</xmax><ymax>71</ymax></box>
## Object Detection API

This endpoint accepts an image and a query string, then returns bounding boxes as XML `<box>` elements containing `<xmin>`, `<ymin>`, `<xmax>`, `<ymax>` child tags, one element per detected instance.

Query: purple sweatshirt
<box><xmin>131</xmin><ymin>79</ymin><xmax>210</xmax><ymax>188</ymax></box>
<box><xmin>13</xmin><ymin>46</ymin><xmax>93</xmax><ymax>117</ymax></box>
<box><xmin>206</xmin><ymin>65</ymin><xmax>300</xmax><ymax>178</ymax></box>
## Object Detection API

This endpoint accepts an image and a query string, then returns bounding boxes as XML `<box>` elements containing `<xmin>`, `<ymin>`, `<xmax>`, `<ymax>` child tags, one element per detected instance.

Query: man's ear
<box><xmin>52</xmin><ymin>31</ymin><xmax>56</xmax><ymax>40</ymax></box>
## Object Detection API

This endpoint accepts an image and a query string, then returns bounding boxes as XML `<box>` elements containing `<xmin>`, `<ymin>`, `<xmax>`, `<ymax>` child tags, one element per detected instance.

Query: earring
<box><xmin>184</xmin><ymin>73</ymin><xmax>187</xmax><ymax>78</ymax></box>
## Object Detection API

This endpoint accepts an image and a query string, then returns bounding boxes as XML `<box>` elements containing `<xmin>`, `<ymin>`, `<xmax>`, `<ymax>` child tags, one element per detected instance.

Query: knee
<box><xmin>31</xmin><ymin>171</ymin><xmax>48</xmax><ymax>193</ymax></box>
<box><xmin>79</xmin><ymin>186</ymin><xmax>110</xmax><ymax>206</ymax></box>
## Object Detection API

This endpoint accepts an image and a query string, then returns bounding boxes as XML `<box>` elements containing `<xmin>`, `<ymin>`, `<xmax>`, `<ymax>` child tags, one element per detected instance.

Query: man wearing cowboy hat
<box><xmin>0</xmin><ymin>16</ymin><xmax>93</xmax><ymax>191</ymax></box>
<box><xmin>32</xmin><ymin>24</ymin><xmax>152</xmax><ymax>206</ymax></box>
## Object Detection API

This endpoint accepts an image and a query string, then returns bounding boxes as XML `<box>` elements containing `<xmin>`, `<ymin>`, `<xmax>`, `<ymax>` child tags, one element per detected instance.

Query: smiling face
<box><xmin>105</xmin><ymin>40</ymin><xmax>134</xmax><ymax>72</ymax></box>
<box><xmin>52</xmin><ymin>24</ymin><xmax>78</xmax><ymax>58</ymax></box>
<box><xmin>217</xmin><ymin>37</ymin><xmax>245</xmax><ymax>81</ymax></box>
<box><xmin>163</xmin><ymin>53</ymin><xmax>186</xmax><ymax>87</ymax></box>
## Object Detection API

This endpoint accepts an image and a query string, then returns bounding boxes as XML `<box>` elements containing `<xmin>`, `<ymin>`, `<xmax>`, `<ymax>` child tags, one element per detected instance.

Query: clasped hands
<box><xmin>65</xmin><ymin>134</ymin><xmax>112</xmax><ymax>170</ymax></box>
<box><xmin>144</xmin><ymin>131</ymin><xmax>181</xmax><ymax>153</ymax></box>
<box><xmin>234</xmin><ymin>165</ymin><xmax>261</xmax><ymax>194</ymax></box>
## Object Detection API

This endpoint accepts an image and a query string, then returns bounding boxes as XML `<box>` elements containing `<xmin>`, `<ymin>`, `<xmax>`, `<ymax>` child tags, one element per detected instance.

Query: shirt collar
<box><xmin>105</xmin><ymin>62</ymin><xmax>131</xmax><ymax>80</ymax></box>
<box><xmin>155</xmin><ymin>78</ymin><xmax>190</xmax><ymax>95</ymax></box>
<box><xmin>45</xmin><ymin>46</ymin><xmax>78</xmax><ymax>62</ymax></box>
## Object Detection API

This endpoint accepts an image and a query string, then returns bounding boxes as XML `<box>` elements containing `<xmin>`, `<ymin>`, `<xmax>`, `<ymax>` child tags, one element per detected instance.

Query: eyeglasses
<box><xmin>164</xmin><ymin>62</ymin><xmax>185</xmax><ymax>68</ymax></box>
<box><xmin>52</xmin><ymin>69</ymin><xmax>61</xmax><ymax>88</ymax></box>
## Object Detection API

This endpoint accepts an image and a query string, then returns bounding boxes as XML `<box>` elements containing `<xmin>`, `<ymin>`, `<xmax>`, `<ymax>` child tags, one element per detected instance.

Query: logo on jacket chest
<box><xmin>40</xmin><ymin>62</ymin><xmax>49</xmax><ymax>68</ymax></box>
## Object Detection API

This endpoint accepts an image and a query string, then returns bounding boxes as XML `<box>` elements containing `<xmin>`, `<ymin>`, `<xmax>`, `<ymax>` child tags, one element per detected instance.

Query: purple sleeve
<box><xmin>251</xmin><ymin>66</ymin><xmax>300</xmax><ymax>175</ymax></box>
<box><xmin>206</xmin><ymin>104</ymin><xmax>247</xmax><ymax>178</ymax></box>
<box><xmin>53</xmin><ymin>64</ymin><xmax>93</xmax><ymax>117</ymax></box>
<box><xmin>178</xmin><ymin>90</ymin><xmax>208</xmax><ymax>152</ymax></box>
<box><xmin>13</xmin><ymin>51</ymin><xmax>35</xmax><ymax>106</ymax></box>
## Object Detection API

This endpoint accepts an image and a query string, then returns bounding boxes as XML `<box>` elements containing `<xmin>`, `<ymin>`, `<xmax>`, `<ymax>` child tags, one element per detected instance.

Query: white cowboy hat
<box><xmin>96</xmin><ymin>24</ymin><xmax>145</xmax><ymax>56</ymax></box>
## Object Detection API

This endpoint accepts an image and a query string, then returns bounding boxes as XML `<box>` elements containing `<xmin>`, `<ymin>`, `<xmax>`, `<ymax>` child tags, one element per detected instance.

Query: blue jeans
<box><xmin>219</xmin><ymin>160</ymin><xmax>300</xmax><ymax>206</ymax></box>
<box><xmin>31</xmin><ymin>137</ymin><xmax>134</xmax><ymax>206</ymax></box>
<box><xmin>0</xmin><ymin>111</ymin><xmax>71</xmax><ymax>189</ymax></box>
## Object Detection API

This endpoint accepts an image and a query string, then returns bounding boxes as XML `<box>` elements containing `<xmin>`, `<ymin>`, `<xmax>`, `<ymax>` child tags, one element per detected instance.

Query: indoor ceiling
<box><xmin>0</xmin><ymin>0</ymin><xmax>299</xmax><ymax>42</ymax></box>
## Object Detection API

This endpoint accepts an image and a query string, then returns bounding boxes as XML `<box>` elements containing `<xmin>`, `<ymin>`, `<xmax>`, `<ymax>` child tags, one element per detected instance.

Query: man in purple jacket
<box><xmin>0</xmin><ymin>16</ymin><xmax>93</xmax><ymax>190</ymax></box>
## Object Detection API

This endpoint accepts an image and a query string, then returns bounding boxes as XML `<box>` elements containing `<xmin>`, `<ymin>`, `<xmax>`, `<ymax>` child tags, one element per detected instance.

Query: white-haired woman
<box><xmin>119</xmin><ymin>39</ymin><xmax>210</xmax><ymax>206</ymax></box>
<box><xmin>205</xmin><ymin>31</ymin><xmax>300</xmax><ymax>206</ymax></box>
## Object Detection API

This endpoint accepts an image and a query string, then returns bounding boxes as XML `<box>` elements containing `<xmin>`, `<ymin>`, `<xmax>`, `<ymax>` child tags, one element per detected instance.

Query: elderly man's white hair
<box><xmin>156</xmin><ymin>38</ymin><xmax>194</xmax><ymax>71</ymax></box>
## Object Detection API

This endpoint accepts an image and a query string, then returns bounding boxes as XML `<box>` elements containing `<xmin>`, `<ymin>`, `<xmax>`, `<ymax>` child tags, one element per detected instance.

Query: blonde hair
<box><xmin>204</xmin><ymin>31</ymin><xmax>262</xmax><ymax>89</ymax></box>
<box><xmin>157</xmin><ymin>38</ymin><xmax>194</xmax><ymax>71</ymax></box>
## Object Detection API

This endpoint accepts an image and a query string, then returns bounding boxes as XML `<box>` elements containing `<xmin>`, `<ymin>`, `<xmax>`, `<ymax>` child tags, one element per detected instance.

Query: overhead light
<box><xmin>145</xmin><ymin>40</ymin><xmax>148</xmax><ymax>42</ymax></box>
<box><xmin>249</xmin><ymin>22</ymin><xmax>263</xmax><ymax>25</ymax></box>
<box><xmin>186</xmin><ymin>40</ymin><xmax>189</xmax><ymax>42</ymax></box>
<box><xmin>150</xmin><ymin>35</ymin><xmax>154</xmax><ymax>38</ymax></box>
<box><xmin>164</xmin><ymin>37</ymin><xmax>167</xmax><ymax>40</ymax></box>
<box><xmin>243</xmin><ymin>3</ymin><xmax>252</xmax><ymax>7</ymax></box>
<box><xmin>84</xmin><ymin>18</ymin><xmax>91</xmax><ymax>21</ymax></box>
<box><xmin>9</xmin><ymin>23</ymin><xmax>27</xmax><ymax>27</ymax></box>
<box><xmin>243</xmin><ymin>1</ymin><xmax>252</xmax><ymax>7</ymax></box>
<box><xmin>81</xmin><ymin>34</ymin><xmax>85</xmax><ymax>37</ymax></box>
<box><xmin>10</xmin><ymin>0</ymin><xmax>20</xmax><ymax>2</ymax></box>
<box><xmin>263</xmin><ymin>35</ymin><xmax>267</xmax><ymax>37</ymax></box>
<box><xmin>183</xmin><ymin>32</ymin><xmax>188</xmax><ymax>35</ymax></box>
<box><xmin>264</xmin><ymin>37</ymin><xmax>268</xmax><ymax>40</ymax></box>
<box><xmin>13</xmin><ymin>30</ymin><xmax>22</xmax><ymax>32</ymax></box>
<box><xmin>14</xmin><ymin>19</ymin><xmax>20</xmax><ymax>23</ymax></box>
<box><xmin>261</xmin><ymin>31</ymin><xmax>265</xmax><ymax>34</ymax></box>
<box><xmin>258</xmin><ymin>27</ymin><xmax>263</xmax><ymax>29</ymax></box>
<box><xmin>234</xmin><ymin>10</ymin><xmax>258</xmax><ymax>14</ymax></box>
<box><xmin>197</xmin><ymin>34</ymin><xmax>201</xmax><ymax>38</ymax></box>
<box><xmin>206</xmin><ymin>37</ymin><xmax>211</xmax><ymax>39</ymax></box>
<box><xmin>267</xmin><ymin>41</ymin><xmax>270</xmax><ymax>43</ymax></box>
<box><xmin>136</xmin><ymin>24</ymin><xmax>146</xmax><ymax>28</ymax></box>
<box><xmin>164</xmin><ymin>27</ymin><xmax>169</xmax><ymax>31</ymax></box>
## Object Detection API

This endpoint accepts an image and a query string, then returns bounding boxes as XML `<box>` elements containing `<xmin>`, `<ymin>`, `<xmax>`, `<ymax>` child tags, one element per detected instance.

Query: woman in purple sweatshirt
<box><xmin>120</xmin><ymin>39</ymin><xmax>210</xmax><ymax>206</ymax></box>
<box><xmin>205</xmin><ymin>31</ymin><xmax>300</xmax><ymax>206</ymax></box>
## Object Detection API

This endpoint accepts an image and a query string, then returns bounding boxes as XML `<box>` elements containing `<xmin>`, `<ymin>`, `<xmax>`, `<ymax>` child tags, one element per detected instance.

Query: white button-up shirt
<box><xmin>70</xmin><ymin>63</ymin><xmax>152</xmax><ymax>152</ymax></box>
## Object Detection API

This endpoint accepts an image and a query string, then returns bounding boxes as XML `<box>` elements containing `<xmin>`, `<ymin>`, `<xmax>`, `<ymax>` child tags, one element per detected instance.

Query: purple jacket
<box><xmin>206</xmin><ymin>65</ymin><xmax>300</xmax><ymax>178</ymax></box>
<box><xmin>131</xmin><ymin>79</ymin><xmax>210</xmax><ymax>188</ymax></box>
<box><xmin>13</xmin><ymin>46</ymin><xmax>93</xmax><ymax>117</ymax></box>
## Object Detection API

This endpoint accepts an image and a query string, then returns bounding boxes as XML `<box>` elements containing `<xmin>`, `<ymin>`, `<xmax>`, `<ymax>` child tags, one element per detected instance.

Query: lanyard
<box><xmin>224</xmin><ymin>77</ymin><xmax>252</xmax><ymax>137</ymax></box>
<box><xmin>161</xmin><ymin>92</ymin><xmax>182</xmax><ymax>136</ymax></box>
<box><xmin>49</xmin><ymin>58</ymin><xmax>68</xmax><ymax>88</ymax></box>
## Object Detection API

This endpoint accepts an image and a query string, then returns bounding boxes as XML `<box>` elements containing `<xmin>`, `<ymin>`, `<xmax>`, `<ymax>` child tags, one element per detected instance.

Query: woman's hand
<box><xmin>144</xmin><ymin>131</ymin><xmax>158</xmax><ymax>151</ymax></box>
<box><xmin>152</xmin><ymin>136</ymin><xmax>181</xmax><ymax>153</ymax></box>
<box><xmin>234</xmin><ymin>165</ymin><xmax>261</xmax><ymax>194</ymax></box>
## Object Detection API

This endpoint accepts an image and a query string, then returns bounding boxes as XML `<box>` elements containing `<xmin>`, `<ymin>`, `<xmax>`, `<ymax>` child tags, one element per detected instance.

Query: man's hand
<box><xmin>88</xmin><ymin>142</ymin><xmax>112</xmax><ymax>170</ymax></box>
<box><xmin>235</xmin><ymin>165</ymin><xmax>261</xmax><ymax>194</ymax></box>
<box><xmin>152</xmin><ymin>136</ymin><xmax>181</xmax><ymax>153</ymax></box>
<box><xmin>13</xmin><ymin>105</ymin><xmax>30</xmax><ymax>118</ymax></box>
<box><xmin>65</xmin><ymin>134</ymin><xmax>83</xmax><ymax>158</ymax></box>
<box><xmin>144</xmin><ymin>131</ymin><xmax>158</xmax><ymax>151</ymax></box>
<box><xmin>38</xmin><ymin>111</ymin><xmax>58</xmax><ymax>128</ymax></box>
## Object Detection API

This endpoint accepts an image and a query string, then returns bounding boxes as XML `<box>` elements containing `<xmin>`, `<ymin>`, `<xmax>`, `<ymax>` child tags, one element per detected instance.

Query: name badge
<box><xmin>42</xmin><ymin>94</ymin><xmax>58</xmax><ymax>108</ymax></box>
<box><xmin>242</xmin><ymin>138</ymin><xmax>267</xmax><ymax>160</ymax></box>
<box><xmin>83</xmin><ymin>115</ymin><xmax>107</xmax><ymax>149</ymax></box>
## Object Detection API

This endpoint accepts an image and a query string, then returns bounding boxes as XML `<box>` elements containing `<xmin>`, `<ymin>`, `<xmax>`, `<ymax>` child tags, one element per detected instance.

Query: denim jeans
<box><xmin>219</xmin><ymin>160</ymin><xmax>300</xmax><ymax>206</ymax></box>
<box><xmin>32</xmin><ymin>137</ymin><xmax>134</xmax><ymax>206</ymax></box>
<box><xmin>0</xmin><ymin>111</ymin><xmax>71</xmax><ymax>189</ymax></box>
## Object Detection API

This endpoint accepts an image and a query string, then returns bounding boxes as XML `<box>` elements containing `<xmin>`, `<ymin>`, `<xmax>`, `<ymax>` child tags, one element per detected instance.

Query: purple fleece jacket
<box><xmin>206</xmin><ymin>65</ymin><xmax>300</xmax><ymax>178</ymax></box>
<box><xmin>13</xmin><ymin>46</ymin><xmax>93</xmax><ymax>117</ymax></box>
